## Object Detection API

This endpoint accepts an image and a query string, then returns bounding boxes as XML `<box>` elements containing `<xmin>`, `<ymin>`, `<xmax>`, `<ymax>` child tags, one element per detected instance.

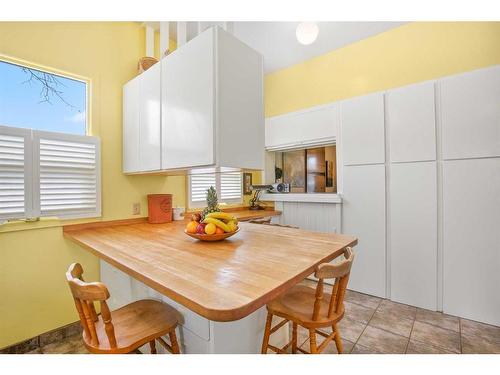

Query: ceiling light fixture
<box><xmin>296</xmin><ymin>22</ymin><xmax>319</xmax><ymax>45</ymax></box>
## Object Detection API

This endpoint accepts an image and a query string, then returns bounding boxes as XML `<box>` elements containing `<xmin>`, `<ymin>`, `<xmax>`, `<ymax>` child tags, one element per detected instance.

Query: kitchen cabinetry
<box><xmin>386</xmin><ymin>81</ymin><xmax>436</xmax><ymax>163</ymax></box>
<box><xmin>442</xmin><ymin>158</ymin><xmax>500</xmax><ymax>326</ymax></box>
<box><xmin>340</xmin><ymin>92</ymin><xmax>385</xmax><ymax>166</ymax></box>
<box><xmin>389</xmin><ymin>162</ymin><xmax>437</xmax><ymax>310</ymax></box>
<box><xmin>342</xmin><ymin>164</ymin><xmax>386</xmax><ymax>298</ymax></box>
<box><xmin>265</xmin><ymin>104</ymin><xmax>338</xmax><ymax>151</ymax></box>
<box><xmin>123</xmin><ymin>27</ymin><xmax>264</xmax><ymax>174</ymax></box>
<box><xmin>122</xmin><ymin>62</ymin><xmax>161</xmax><ymax>173</ymax></box>
<box><xmin>440</xmin><ymin>65</ymin><xmax>500</xmax><ymax>160</ymax></box>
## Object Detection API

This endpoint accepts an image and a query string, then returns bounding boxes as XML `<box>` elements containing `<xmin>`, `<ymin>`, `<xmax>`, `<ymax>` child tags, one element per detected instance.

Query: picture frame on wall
<box><xmin>243</xmin><ymin>172</ymin><xmax>253</xmax><ymax>195</ymax></box>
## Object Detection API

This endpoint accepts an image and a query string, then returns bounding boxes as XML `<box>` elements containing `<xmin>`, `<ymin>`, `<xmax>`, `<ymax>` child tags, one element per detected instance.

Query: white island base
<box><xmin>101</xmin><ymin>260</ymin><xmax>290</xmax><ymax>354</ymax></box>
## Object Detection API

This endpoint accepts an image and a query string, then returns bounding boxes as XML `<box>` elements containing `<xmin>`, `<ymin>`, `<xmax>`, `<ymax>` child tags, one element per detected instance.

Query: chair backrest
<box><xmin>66</xmin><ymin>263</ymin><xmax>116</xmax><ymax>348</ymax></box>
<box><xmin>311</xmin><ymin>247</ymin><xmax>355</xmax><ymax>321</ymax></box>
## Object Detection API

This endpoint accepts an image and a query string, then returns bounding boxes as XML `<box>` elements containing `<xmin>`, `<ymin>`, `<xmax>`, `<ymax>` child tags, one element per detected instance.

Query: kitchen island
<box><xmin>63</xmin><ymin>218</ymin><xmax>357</xmax><ymax>353</ymax></box>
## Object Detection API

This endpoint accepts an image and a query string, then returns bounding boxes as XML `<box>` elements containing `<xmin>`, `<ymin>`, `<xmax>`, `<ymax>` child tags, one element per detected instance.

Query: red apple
<box><xmin>196</xmin><ymin>223</ymin><xmax>206</xmax><ymax>234</ymax></box>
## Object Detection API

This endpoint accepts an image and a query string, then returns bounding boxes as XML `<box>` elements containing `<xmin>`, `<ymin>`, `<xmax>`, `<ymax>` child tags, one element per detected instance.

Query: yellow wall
<box><xmin>0</xmin><ymin>22</ymin><xmax>185</xmax><ymax>348</ymax></box>
<box><xmin>265</xmin><ymin>22</ymin><xmax>500</xmax><ymax>117</ymax></box>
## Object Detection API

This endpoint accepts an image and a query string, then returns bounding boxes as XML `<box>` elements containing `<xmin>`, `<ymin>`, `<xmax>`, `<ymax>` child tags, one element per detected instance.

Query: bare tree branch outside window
<box><xmin>21</xmin><ymin>68</ymin><xmax>82</xmax><ymax>113</ymax></box>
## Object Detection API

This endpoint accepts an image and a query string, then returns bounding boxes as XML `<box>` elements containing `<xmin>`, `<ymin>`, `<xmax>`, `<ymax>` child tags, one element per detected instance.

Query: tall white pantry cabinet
<box><xmin>122</xmin><ymin>26</ymin><xmax>264</xmax><ymax>174</ymax></box>
<box><xmin>339</xmin><ymin>65</ymin><xmax>500</xmax><ymax>326</ymax></box>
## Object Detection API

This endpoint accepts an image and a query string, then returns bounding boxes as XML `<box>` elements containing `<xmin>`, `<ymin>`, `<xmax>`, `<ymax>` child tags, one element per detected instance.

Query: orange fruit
<box><xmin>215</xmin><ymin>227</ymin><xmax>224</xmax><ymax>235</ymax></box>
<box><xmin>186</xmin><ymin>221</ymin><xmax>198</xmax><ymax>234</ymax></box>
<box><xmin>205</xmin><ymin>223</ymin><xmax>217</xmax><ymax>235</ymax></box>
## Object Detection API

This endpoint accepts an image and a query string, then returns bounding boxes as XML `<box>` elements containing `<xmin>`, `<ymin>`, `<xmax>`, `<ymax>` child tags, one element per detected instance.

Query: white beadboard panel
<box><xmin>387</xmin><ymin>81</ymin><xmax>436</xmax><ymax>163</ymax></box>
<box><xmin>440</xmin><ymin>65</ymin><xmax>500</xmax><ymax>160</ymax></box>
<box><xmin>443</xmin><ymin>158</ymin><xmax>500</xmax><ymax>326</ymax></box>
<box><xmin>280</xmin><ymin>201</ymin><xmax>338</xmax><ymax>233</ymax></box>
<box><xmin>342</xmin><ymin>164</ymin><xmax>386</xmax><ymax>297</ymax></box>
<box><xmin>340</xmin><ymin>92</ymin><xmax>385</xmax><ymax>166</ymax></box>
<box><xmin>390</xmin><ymin>162</ymin><xmax>437</xmax><ymax>310</ymax></box>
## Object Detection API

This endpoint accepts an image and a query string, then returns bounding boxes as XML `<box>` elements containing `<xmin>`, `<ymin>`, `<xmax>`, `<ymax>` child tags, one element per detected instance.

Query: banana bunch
<box><xmin>202</xmin><ymin>212</ymin><xmax>239</xmax><ymax>233</ymax></box>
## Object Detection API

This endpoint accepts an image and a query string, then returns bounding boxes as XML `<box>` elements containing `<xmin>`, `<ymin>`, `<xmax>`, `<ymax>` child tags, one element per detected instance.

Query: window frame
<box><xmin>188</xmin><ymin>172</ymin><xmax>243</xmax><ymax>209</ymax></box>
<box><xmin>0</xmin><ymin>56</ymin><xmax>90</xmax><ymax>136</ymax></box>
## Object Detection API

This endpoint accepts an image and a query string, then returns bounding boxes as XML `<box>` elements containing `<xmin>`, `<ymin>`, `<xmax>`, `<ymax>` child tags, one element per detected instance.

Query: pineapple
<box><xmin>201</xmin><ymin>186</ymin><xmax>221</xmax><ymax>220</ymax></box>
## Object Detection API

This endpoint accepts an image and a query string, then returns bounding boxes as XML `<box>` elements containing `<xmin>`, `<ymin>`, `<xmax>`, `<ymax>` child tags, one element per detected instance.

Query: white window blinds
<box><xmin>0</xmin><ymin>126</ymin><xmax>33</xmax><ymax>220</ymax></box>
<box><xmin>189</xmin><ymin>172</ymin><xmax>242</xmax><ymax>208</ymax></box>
<box><xmin>220</xmin><ymin>172</ymin><xmax>243</xmax><ymax>201</ymax></box>
<box><xmin>0</xmin><ymin>125</ymin><xmax>100</xmax><ymax>220</ymax></box>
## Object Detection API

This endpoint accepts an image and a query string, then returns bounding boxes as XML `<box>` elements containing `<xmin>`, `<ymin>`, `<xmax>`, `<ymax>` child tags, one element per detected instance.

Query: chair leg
<box><xmin>261</xmin><ymin>312</ymin><xmax>273</xmax><ymax>354</ymax></box>
<box><xmin>291</xmin><ymin>323</ymin><xmax>298</xmax><ymax>354</ymax></box>
<box><xmin>332</xmin><ymin>323</ymin><xmax>343</xmax><ymax>354</ymax></box>
<box><xmin>149</xmin><ymin>340</ymin><xmax>157</xmax><ymax>354</ymax></box>
<box><xmin>309</xmin><ymin>328</ymin><xmax>318</xmax><ymax>354</ymax></box>
<box><xmin>169</xmin><ymin>329</ymin><xmax>180</xmax><ymax>354</ymax></box>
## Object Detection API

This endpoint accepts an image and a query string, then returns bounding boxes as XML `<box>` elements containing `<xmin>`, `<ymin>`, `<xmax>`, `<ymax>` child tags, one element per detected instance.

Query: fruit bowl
<box><xmin>184</xmin><ymin>228</ymin><xmax>240</xmax><ymax>242</ymax></box>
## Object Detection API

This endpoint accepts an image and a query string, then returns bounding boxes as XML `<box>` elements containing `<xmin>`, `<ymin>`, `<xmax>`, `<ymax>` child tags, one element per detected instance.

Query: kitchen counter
<box><xmin>63</xmin><ymin>218</ymin><xmax>357</xmax><ymax>353</ymax></box>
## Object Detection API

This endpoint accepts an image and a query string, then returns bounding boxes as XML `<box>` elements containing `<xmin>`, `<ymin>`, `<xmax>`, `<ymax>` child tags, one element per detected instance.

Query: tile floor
<box><xmin>8</xmin><ymin>280</ymin><xmax>500</xmax><ymax>354</ymax></box>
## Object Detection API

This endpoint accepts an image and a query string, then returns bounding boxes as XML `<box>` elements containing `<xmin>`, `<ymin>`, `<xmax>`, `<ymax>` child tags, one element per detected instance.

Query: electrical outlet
<box><xmin>132</xmin><ymin>202</ymin><xmax>141</xmax><ymax>215</ymax></box>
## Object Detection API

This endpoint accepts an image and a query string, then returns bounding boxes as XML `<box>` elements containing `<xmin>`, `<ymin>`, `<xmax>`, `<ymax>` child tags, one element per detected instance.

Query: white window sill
<box><xmin>260</xmin><ymin>193</ymin><xmax>342</xmax><ymax>204</ymax></box>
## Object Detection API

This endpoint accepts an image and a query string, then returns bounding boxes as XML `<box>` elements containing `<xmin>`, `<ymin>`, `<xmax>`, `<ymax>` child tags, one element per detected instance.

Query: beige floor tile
<box><xmin>345</xmin><ymin>289</ymin><xmax>382</xmax><ymax>310</ymax></box>
<box><xmin>344</xmin><ymin>301</ymin><xmax>376</xmax><ymax>324</ymax></box>
<box><xmin>376</xmin><ymin>299</ymin><xmax>417</xmax><ymax>321</ymax></box>
<box><xmin>317</xmin><ymin>318</ymin><xmax>366</xmax><ymax>343</ymax></box>
<box><xmin>369</xmin><ymin>310</ymin><xmax>414</xmax><ymax>337</ymax></box>
<box><xmin>356</xmin><ymin>326</ymin><xmax>408</xmax><ymax>354</ymax></box>
<box><xmin>410</xmin><ymin>321</ymin><xmax>460</xmax><ymax>353</ymax></box>
<box><xmin>460</xmin><ymin>318</ymin><xmax>500</xmax><ymax>345</ymax></box>
<box><xmin>41</xmin><ymin>335</ymin><xmax>88</xmax><ymax>354</ymax></box>
<box><xmin>351</xmin><ymin>343</ymin><xmax>382</xmax><ymax>354</ymax></box>
<box><xmin>416</xmin><ymin>308</ymin><xmax>460</xmax><ymax>332</ymax></box>
<box><xmin>406</xmin><ymin>339</ymin><xmax>456</xmax><ymax>354</ymax></box>
<box><xmin>461</xmin><ymin>334</ymin><xmax>500</xmax><ymax>354</ymax></box>
<box><xmin>298</xmin><ymin>336</ymin><xmax>354</xmax><ymax>354</ymax></box>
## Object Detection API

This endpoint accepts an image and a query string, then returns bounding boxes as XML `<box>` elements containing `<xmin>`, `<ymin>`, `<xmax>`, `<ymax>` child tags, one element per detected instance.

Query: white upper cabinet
<box><xmin>440</xmin><ymin>65</ymin><xmax>500</xmax><ymax>160</ymax></box>
<box><xmin>122</xmin><ymin>62</ymin><xmax>161</xmax><ymax>173</ymax></box>
<box><xmin>265</xmin><ymin>105</ymin><xmax>337</xmax><ymax>151</ymax></box>
<box><xmin>341</xmin><ymin>92</ymin><xmax>385</xmax><ymax>165</ymax></box>
<box><xmin>123</xmin><ymin>26</ymin><xmax>263</xmax><ymax>174</ymax></box>
<box><xmin>139</xmin><ymin>62</ymin><xmax>161</xmax><ymax>171</ymax></box>
<box><xmin>161</xmin><ymin>28</ymin><xmax>215</xmax><ymax>170</ymax></box>
<box><xmin>123</xmin><ymin>76</ymin><xmax>141</xmax><ymax>173</ymax></box>
<box><xmin>387</xmin><ymin>81</ymin><xmax>436</xmax><ymax>163</ymax></box>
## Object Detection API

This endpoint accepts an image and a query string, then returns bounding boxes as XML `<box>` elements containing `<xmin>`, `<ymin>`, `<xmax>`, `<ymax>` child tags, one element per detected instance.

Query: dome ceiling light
<box><xmin>296</xmin><ymin>22</ymin><xmax>319</xmax><ymax>45</ymax></box>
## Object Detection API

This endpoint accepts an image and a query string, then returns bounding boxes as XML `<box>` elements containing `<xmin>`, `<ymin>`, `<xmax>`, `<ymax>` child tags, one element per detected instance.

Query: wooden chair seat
<box><xmin>66</xmin><ymin>263</ymin><xmax>180</xmax><ymax>354</ymax></box>
<box><xmin>261</xmin><ymin>247</ymin><xmax>355</xmax><ymax>354</ymax></box>
<box><xmin>267</xmin><ymin>285</ymin><xmax>344</xmax><ymax>328</ymax></box>
<box><xmin>83</xmin><ymin>299</ymin><xmax>178</xmax><ymax>354</ymax></box>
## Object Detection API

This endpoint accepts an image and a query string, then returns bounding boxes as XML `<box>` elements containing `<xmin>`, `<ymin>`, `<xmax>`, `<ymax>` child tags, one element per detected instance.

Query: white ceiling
<box><xmin>142</xmin><ymin>22</ymin><xmax>407</xmax><ymax>73</ymax></box>
<box><xmin>232</xmin><ymin>22</ymin><xmax>407</xmax><ymax>73</ymax></box>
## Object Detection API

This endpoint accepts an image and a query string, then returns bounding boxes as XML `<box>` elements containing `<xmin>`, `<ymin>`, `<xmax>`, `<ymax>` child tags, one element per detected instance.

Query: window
<box><xmin>189</xmin><ymin>172</ymin><xmax>242</xmax><ymax>208</ymax></box>
<box><xmin>0</xmin><ymin>60</ymin><xmax>100</xmax><ymax>220</ymax></box>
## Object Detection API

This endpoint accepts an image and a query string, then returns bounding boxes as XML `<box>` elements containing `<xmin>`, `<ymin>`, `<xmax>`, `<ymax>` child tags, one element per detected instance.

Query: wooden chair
<box><xmin>261</xmin><ymin>247</ymin><xmax>355</xmax><ymax>354</ymax></box>
<box><xmin>66</xmin><ymin>263</ymin><xmax>181</xmax><ymax>354</ymax></box>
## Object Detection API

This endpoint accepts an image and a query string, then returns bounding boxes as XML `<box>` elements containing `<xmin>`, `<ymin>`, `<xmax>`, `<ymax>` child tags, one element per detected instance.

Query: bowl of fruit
<box><xmin>184</xmin><ymin>186</ymin><xmax>240</xmax><ymax>241</ymax></box>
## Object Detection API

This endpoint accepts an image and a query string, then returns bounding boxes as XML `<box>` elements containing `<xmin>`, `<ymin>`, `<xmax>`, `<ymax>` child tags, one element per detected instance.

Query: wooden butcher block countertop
<box><xmin>63</xmin><ymin>218</ymin><xmax>357</xmax><ymax>322</ymax></box>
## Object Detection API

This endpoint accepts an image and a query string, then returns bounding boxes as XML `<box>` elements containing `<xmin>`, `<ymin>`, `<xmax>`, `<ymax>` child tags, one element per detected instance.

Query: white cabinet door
<box><xmin>387</xmin><ymin>81</ymin><xmax>436</xmax><ymax>163</ymax></box>
<box><xmin>390</xmin><ymin>162</ymin><xmax>437</xmax><ymax>310</ymax></box>
<box><xmin>443</xmin><ymin>158</ymin><xmax>500</xmax><ymax>326</ymax></box>
<box><xmin>440</xmin><ymin>65</ymin><xmax>500</xmax><ymax>160</ymax></box>
<box><xmin>139</xmin><ymin>63</ymin><xmax>161</xmax><ymax>171</ymax></box>
<box><xmin>122</xmin><ymin>77</ymin><xmax>141</xmax><ymax>173</ymax></box>
<box><xmin>100</xmin><ymin>260</ymin><xmax>133</xmax><ymax>310</ymax></box>
<box><xmin>265</xmin><ymin>105</ymin><xmax>337</xmax><ymax>150</ymax></box>
<box><xmin>341</xmin><ymin>93</ymin><xmax>385</xmax><ymax>165</ymax></box>
<box><xmin>161</xmin><ymin>28</ymin><xmax>215</xmax><ymax>169</ymax></box>
<box><xmin>342</xmin><ymin>164</ymin><xmax>386</xmax><ymax>297</ymax></box>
